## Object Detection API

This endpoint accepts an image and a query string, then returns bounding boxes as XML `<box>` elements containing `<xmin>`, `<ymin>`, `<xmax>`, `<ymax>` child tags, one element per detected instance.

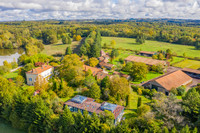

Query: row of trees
<box><xmin>80</xmin><ymin>30</ymin><xmax>102</xmax><ymax>58</ymax></box>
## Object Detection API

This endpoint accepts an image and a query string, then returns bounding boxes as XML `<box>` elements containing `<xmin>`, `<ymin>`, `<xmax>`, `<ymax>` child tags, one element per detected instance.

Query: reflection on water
<box><xmin>0</xmin><ymin>120</ymin><xmax>24</xmax><ymax>133</ymax></box>
<box><xmin>0</xmin><ymin>48</ymin><xmax>25</xmax><ymax>66</ymax></box>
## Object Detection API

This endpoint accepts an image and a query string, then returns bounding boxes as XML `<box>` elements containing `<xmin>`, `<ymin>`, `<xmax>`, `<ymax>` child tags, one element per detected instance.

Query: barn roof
<box><xmin>154</xmin><ymin>70</ymin><xmax>193</xmax><ymax>91</ymax></box>
<box><xmin>182</xmin><ymin>68</ymin><xmax>200</xmax><ymax>75</ymax></box>
<box><xmin>124</xmin><ymin>55</ymin><xmax>166</xmax><ymax>66</ymax></box>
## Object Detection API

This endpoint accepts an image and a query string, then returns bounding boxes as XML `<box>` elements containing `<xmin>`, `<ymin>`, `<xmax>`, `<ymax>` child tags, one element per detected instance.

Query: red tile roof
<box><xmin>26</xmin><ymin>65</ymin><xmax>53</xmax><ymax>75</ymax></box>
<box><xmin>125</xmin><ymin>55</ymin><xmax>167</xmax><ymax>66</ymax></box>
<box><xmin>99</xmin><ymin>62</ymin><xmax>114</xmax><ymax>68</ymax></box>
<box><xmin>154</xmin><ymin>70</ymin><xmax>193</xmax><ymax>91</ymax></box>
<box><xmin>182</xmin><ymin>68</ymin><xmax>200</xmax><ymax>75</ymax></box>
<box><xmin>140</xmin><ymin>51</ymin><xmax>156</xmax><ymax>55</ymax></box>
<box><xmin>64</xmin><ymin>96</ymin><xmax>124</xmax><ymax>119</ymax></box>
<box><xmin>83</xmin><ymin>65</ymin><xmax>102</xmax><ymax>76</ymax></box>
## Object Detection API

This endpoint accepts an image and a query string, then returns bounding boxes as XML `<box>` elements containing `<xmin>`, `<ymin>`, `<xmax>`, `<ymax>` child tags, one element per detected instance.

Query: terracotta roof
<box><xmin>125</xmin><ymin>55</ymin><xmax>166</xmax><ymax>66</ymax></box>
<box><xmin>83</xmin><ymin>65</ymin><xmax>102</xmax><ymax>76</ymax></box>
<box><xmin>98</xmin><ymin>57</ymin><xmax>105</xmax><ymax>61</ymax></box>
<box><xmin>182</xmin><ymin>68</ymin><xmax>200</xmax><ymax>75</ymax></box>
<box><xmin>113</xmin><ymin>71</ymin><xmax>130</xmax><ymax>78</ymax></box>
<box><xmin>140</xmin><ymin>51</ymin><xmax>156</xmax><ymax>55</ymax></box>
<box><xmin>99</xmin><ymin>62</ymin><xmax>114</xmax><ymax>68</ymax></box>
<box><xmin>96</xmin><ymin>71</ymin><xmax>111</xmax><ymax>80</ymax></box>
<box><xmin>26</xmin><ymin>65</ymin><xmax>53</xmax><ymax>75</ymax></box>
<box><xmin>153</xmin><ymin>70</ymin><xmax>193</xmax><ymax>91</ymax></box>
<box><xmin>100</xmin><ymin>50</ymin><xmax>106</xmax><ymax>56</ymax></box>
<box><xmin>64</xmin><ymin>95</ymin><xmax>124</xmax><ymax>119</ymax></box>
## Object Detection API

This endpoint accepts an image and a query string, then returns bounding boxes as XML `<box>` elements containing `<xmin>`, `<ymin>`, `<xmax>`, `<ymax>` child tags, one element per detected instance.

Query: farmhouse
<box><xmin>124</xmin><ymin>55</ymin><xmax>168</xmax><ymax>66</ymax></box>
<box><xmin>142</xmin><ymin>70</ymin><xmax>193</xmax><ymax>95</ymax></box>
<box><xmin>64</xmin><ymin>95</ymin><xmax>124</xmax><ymax>124</ymax></box>
<box><xmin>83</xmin><ymin>65</ymin><xmax>111</xmax><ymax>79</ymax></box>
<box><xmin>99</xmin><ymin>62</ymin><xmax>114</xmax><ymax>70</ymax></box>
<box><xmin>26</xmin><ymin>65</ymin><xmax>54</xmax><ymax>86</ymax></box>
<box><xmin>139</xmin><ymin>51</ymin><xmax>156</xmax><ymax>57</ymax></box>
<box><xmin>83</xmin><ymin>65</ymin><xmax>102</xmax><ymax>76</ymax></box>
<box><xmin>113</xmin><ymin>71</ymin><xmax>131</xmax><ymax>80</ymax></box>
<box><xmin>182</xmin><ymin>68</ymin><xmax>200</xmax><ymax>79</ymax></box>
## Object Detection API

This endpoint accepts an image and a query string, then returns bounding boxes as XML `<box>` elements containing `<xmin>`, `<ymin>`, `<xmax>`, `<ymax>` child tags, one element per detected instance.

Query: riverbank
<box><xmin>0</xmin><ymin>119</ymin><xmax>24</xmax><ymax>133</ymax></box>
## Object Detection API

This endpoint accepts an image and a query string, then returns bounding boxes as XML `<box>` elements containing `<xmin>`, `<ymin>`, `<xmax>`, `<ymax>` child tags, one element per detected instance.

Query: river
<box><xmin>0</xmin><ymin>120</ymin><xmax>24</xmax><ymax>133</ymax></box>
<box><xmin>0</xmin><ymin>48</ymin><xmax>25</xmax><ymax>66</ymax></box>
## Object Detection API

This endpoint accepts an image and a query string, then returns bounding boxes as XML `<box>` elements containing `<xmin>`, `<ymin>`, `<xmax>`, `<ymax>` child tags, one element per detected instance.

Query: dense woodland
<box><xmin>1</xmin><ymin>20</ymin><xmax>200</xmax><ymax>50</ymax></box>
<box><xmin>0</xmin><ymin>20</ymin><xmax>200</xmax><ymax>133</ymax></box>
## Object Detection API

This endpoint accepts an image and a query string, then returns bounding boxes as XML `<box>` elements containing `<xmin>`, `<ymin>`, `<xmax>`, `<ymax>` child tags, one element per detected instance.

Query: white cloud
<box><xmin>0</xmin><ymin>0</ymin><xmax>200</xmax><ymax>21</ymax></box>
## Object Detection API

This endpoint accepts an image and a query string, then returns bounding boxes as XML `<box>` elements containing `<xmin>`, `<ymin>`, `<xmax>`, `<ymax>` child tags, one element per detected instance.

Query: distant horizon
<box><xmin>1</xmin><ymin>0</ymin><xmax>200</xmax><ymax>21</ymax></box>
<box><xmin>2</xmin><ymin>17</ymin><xmax>200</xmax><ymax>23</ymax></box>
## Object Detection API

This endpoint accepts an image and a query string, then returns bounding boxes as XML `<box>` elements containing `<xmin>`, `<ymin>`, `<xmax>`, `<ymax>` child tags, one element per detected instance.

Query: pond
<box><xmin>0</xmin><ymin>48</ymin><xmax>25</xmax><ymax>66</ymax></box>
<box><xmin>0</xmin><ymin>120</ymin><xmax>24</xmax><ymax>133</ymax></box>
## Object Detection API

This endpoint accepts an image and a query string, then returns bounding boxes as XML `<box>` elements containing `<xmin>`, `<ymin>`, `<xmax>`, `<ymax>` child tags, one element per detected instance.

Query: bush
<box><xmin>0</xmin><ymin>66</ymin><xmax>10</xmax><ymax>75</ymax></box>
<box><xmin>170</xmin><ymin>88</ymin><xmax>178</xmax><ymax>95</ymax></box>
<box><xmin>177</xmin><ymin>86</ymin><xmax>186</xmax><ymax>96</ymax></box>
<box><xmin>119</xmin><ymin>58</ymin><xmax>124</xmax><ymax>64</ymax></box>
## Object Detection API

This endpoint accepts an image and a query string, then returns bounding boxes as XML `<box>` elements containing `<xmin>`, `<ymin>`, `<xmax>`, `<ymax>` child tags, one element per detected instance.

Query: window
<box><xmin>29</xmin><ymin>78</ymin><xmax>32</xmax><ymax>81</ymax></box>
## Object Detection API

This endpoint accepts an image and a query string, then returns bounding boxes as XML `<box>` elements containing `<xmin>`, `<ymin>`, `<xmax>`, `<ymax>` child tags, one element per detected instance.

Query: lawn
<box><xmin>102</xmin><ymin>37</ymin><xmax>200</xmax><ymax>58</ymax></box>
<box><xmin>124</xmin><ymin>91</ymin><xmax>151</xmax><ymax>119</ymax></box>
<box><xmin>170</xmin><ymin>57</ymin><xmax>185</xmax><ymax>65</ymax></box>
<box><xmin>173</xmin><ymin>59</ymin><xmax>200</xmax><ymax>69</ymax></box>
<box><xmin>42</xmin><ymin>39</ymin><xmax>80</xmax><ymax>56</ymax></box>
<box><xmin>3</xmin><ymin>70</ymin><xmax>18</xmax><ymax>79</ymax></box>
<box><xmin>131</xmin><ymin>72</ymin><xmax>163</xmax><ymax>84</ymax></box>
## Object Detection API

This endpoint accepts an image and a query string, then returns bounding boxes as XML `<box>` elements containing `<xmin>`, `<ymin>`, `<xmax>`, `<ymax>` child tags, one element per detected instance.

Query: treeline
<box><xmin>80</xmin><ymin>30</ymin><xmax>102</xmax><ymax>58</ymax></box>
<box><xmin>2</xmin><ymin>21</ymin><xmax>200</xmax><ymax>49</ymax></box>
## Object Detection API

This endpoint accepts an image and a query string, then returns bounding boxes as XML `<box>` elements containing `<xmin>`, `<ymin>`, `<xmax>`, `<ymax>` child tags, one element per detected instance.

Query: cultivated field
<box><xmin>102</xmin><ymin>37</ymin><xmax>200</xmax><ymax>58</ymax></box>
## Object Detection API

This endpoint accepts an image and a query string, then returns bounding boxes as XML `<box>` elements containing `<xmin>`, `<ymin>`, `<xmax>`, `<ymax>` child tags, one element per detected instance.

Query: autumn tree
<box><xmin>130</xmin><ymin>62</ymin><xmax>149</xmax><ymax>81</ymax></box>
<box><xmin>59</xmin><ymin>54</ymin><xmax>84</xmax><ymax>87</ymax></box>
<box><xmin>89</xmin><ymin>57</ymin><xmax>99</xmax><ymax>67</ymax></box>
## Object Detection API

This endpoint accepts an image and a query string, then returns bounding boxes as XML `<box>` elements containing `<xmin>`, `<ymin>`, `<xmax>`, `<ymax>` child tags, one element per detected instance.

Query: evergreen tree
<box><xmin>65</xmin><ymin>47</ymin><xmax>73</xmax><ymax>55</ymax></box>
<box><xmin>136</xmin><ymin>33</ymin><xmax>145</xmax><ymax>44</ymax></box>
<box><xmin>88</xmin><ymin>83</ymin><xmax>101</xmax><ymax>99</ymax></box>
<box><xmin>59</xmin><ymin>107</ymin><xmax>75</xmax><ymax>132</ymax></box>
<box><xmin>137</xmin><ymin>97</ymin><xmax>142</xmax><ymax>108</ymax></box>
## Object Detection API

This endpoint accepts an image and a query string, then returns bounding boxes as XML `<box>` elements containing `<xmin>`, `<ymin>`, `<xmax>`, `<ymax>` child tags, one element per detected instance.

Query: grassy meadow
<box><xmin>102</xmin><ymin>37</ymin><xmax>200</xmax><ymax>58</ymax></box>
<box><xmin>173</xmin><ymin>59</ymin><xmax>200</xmax><ymax>69</ymax></box>
<box><xmin>124</xmin><ymin>91</ymin><xmax>151</xmax><ymax>118</ymax></box>
<box><xmin>42</xmin><ymin>39</ymin><xmax>80</xmax><ymax>56</ymax></box>
<box><xmin>3</xmin><ymin>70</ymin><xmax>18</xmax><ymax>80</ymax></box>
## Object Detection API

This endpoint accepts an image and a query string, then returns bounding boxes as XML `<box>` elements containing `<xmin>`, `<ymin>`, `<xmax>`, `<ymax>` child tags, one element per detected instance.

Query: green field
<box><xmin>173</xmin><ymin>59</ymin><xmax>200</xmax><ymax>69</ymax></box>
<box><xmin>42</xmin><ymin>39</ymin><xmax>80</xmax><ymax>56</ymax></box>
<box><xmin>3</xmin><ymin>70</ymin><xmax>18</xmax><ymax>79</ymax></box>
<box><xmin>124</xmin><ymin>91</ymin><xmax>151</xmax><ymax>118</ymax></box>
<box><xmin>132</xmin><ymin>72</ymin><xmax>163</xmax><ymax>84</ymax></box>
<box><xmin>170</xmin><ymin>57</ymin><xmax>185</xmax><ymax>65</ymax></box>
<box><xmin>102</xmin><ymin>37</ymin><xmax>200</xmax><ymax>58</ymax></box>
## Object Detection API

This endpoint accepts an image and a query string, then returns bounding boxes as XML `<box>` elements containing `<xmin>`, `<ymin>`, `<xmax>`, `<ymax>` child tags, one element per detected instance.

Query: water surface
<box><xmin>0</xmin><ymin>48</ymin><xmax>24</xmax><ymax>66</ymax></box>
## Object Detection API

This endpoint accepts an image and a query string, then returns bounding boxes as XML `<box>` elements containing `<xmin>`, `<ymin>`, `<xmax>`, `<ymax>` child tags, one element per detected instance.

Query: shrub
<box><xmin>177</xmin><ymin>86</ymin><xmax>186</xmax><ymax>96</ymax></box>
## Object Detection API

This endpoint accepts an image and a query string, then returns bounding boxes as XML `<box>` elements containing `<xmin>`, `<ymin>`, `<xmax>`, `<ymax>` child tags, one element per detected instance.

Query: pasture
<box><xmin>102</xmin><ymin>37</ymin><xmax>200</xmax><ymax>58</ymax></box>
<box><xmin>42</xmin><ymin>39</ymin><xmax>80</xmax><ymax>56</ymax></box>
<box><xmin>173</xmin><ymin>59</ymin><xmax>200</xmax><ymax>69</ymax></box>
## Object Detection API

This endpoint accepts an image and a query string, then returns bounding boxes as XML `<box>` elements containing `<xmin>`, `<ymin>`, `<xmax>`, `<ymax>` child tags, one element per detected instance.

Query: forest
<box><xmin>0</xmin><ymin>20</ymin><xmax>200</xmax><ymax>133</ymax></box>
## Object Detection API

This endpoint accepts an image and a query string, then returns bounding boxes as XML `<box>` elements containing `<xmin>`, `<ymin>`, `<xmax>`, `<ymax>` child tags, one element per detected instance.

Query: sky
<box><xmin>0</xmin><ymin>0</ymin><xmax>200</xmax><ymax>21</ymax></box>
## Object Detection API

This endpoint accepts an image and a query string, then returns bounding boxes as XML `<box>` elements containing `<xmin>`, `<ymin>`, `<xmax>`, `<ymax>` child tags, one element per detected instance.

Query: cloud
<box><xmin>0</xmin><ymin>0</ymin><xmax>200</xmax><ymax>21</ymax></box>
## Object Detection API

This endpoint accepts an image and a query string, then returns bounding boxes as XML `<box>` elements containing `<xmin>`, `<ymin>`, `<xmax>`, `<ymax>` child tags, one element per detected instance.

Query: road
<box><xmin>10</xmin><ymin>65</ymin><xmax>23</xmax><ymax>72</ymax></box>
